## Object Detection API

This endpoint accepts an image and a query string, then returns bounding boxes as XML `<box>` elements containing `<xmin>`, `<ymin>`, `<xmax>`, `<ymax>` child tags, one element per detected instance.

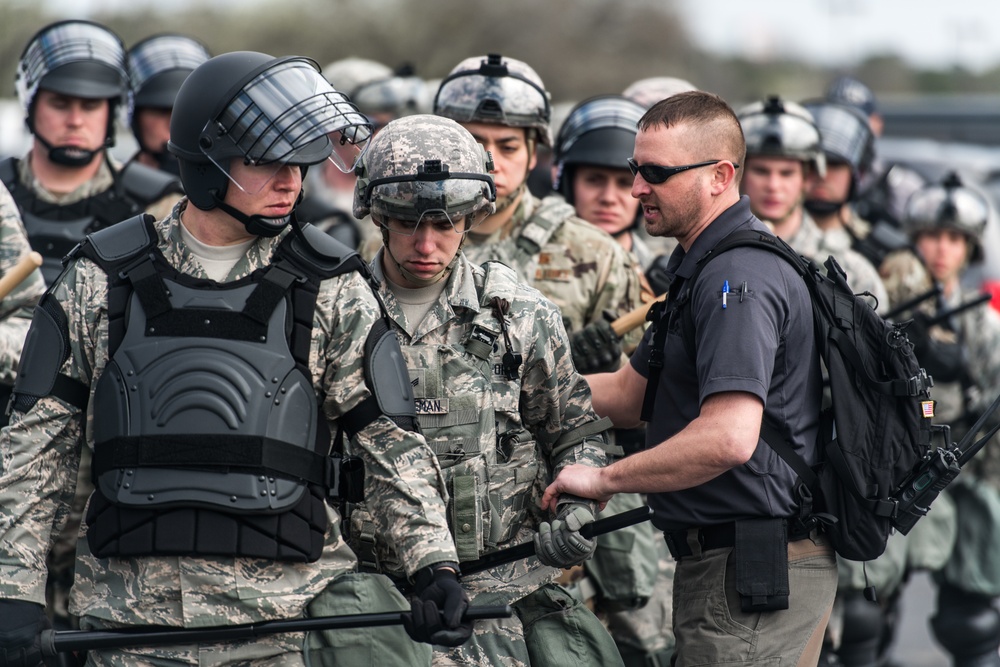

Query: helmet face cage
<box><xmin>434</xmin><ymin>54</ymin><xmax>551</xmax><ymax>146</ymax></box>
<box><xmin>906</xmin><ymin>174</ymin><xmax>989</xmax><ymax>242</ymax></box>
<box><xmin>17</xmin><ymin>20</ymin><xmax>128</xmax><ymax>116</ymax></box>
<box><xmin>740</xmin><ymin>98</ymin><xmax>826</xmax><ymax>177</ymax></box>
<box><xmin>802</xmin><ymin>102</ymin><xmax>874</xmax><ymax>178</ymax></box>
<box><xmin>128</xmin><ymin>34</ymin><xmax>211</xmax><ymax>108</ymax></box>
<box><xmin>200</xmin><ymin>58</ymin><xmax>373</xmax><ymax>197</ymax></box>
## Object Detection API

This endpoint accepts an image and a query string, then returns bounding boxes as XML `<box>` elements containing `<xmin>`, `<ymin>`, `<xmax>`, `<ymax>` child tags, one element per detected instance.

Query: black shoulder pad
<box><xmin>119</xmin><ymin>160</ymin><xmax>184</xmax><ymax>205</ymax></box>
<box><xmin>0</xmin><ymin>158</ymin><xmax>16</xmax><ymax>190</ymax></box>
<box><xmin>73</xmin><ymin>214</ymin><xmax>157</xmax><ymax>270</ymax></box>
<box><xmin>283</xmin><ymin>222</ymin><xmax>365</xmax><ymax>280</ymax></box>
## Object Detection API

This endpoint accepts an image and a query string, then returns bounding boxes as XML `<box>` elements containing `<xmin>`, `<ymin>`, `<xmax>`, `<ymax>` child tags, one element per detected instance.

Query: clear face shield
<box><xmin>201</xmin><ymin>59</ymin><xmax>373</xmax><ymax>197</ymax></box>
<box><xmin>434</xmin><ymin>58</ymin><xmax>549</xmax><ymax>128</ymax></box>
<box><xmin>17</xmin><ymin>21</ymin><xmax>128</xmax><ymax>113</ymax></box>
<box><xmin>128</xmin><ymin>35</ymin><xmax>210</xmax><ymax>100</ymax></box>
<box><xmin>367</xmin><ymin>168</ymin><xmax>496</xmax><ymax>236</ymax></box>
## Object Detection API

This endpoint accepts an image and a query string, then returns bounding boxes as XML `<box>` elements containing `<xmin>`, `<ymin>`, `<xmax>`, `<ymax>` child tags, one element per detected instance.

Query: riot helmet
<box><xmin>552</xmin><ymin>95</ymin><xmax>644</xmax><ymax>204</ymax></box>
<box><xmin>802</xmin><ymin>100</ymin><xmax>875</xmax><ymax>208</ymax></box>
<box><xmin>621</xmin><ymin>76</ymin><xmax>697</xmax><ymax>110</ymax></box>
<box><xmin>351</xmin><ymin>64</ymin><xmax>426</xmax><ymax>128</ymax></box>
<box><xmin>167</xmin><ymin>51</ymin><xmax>373</xmax><ymax>237</ymax></box>
<box><xmin>434</xmin><ymin>54</ymin><xmax>552</xmax><ymax>147</ymax></box>
<box><xmin>354</xmin><ymin>114</ymin><xmax>495</xmax><ymax>285</ymax></box>
<box><xmin>739</xmin><ymin>95</ymin><xmax>826</xmax><ymax>177</ymax></box>
<box><xmin>16</xmin><ymin>20</ymin><xmax>129</xmax><ymax>166</ymax></box>
<box><xmin>825</xmin><ymin>75</ymin><xmax>878</xmax><ymax>117</ymax></box>
<box><xmin>127</xmin><ymin>33</ymin><xmax>211</xmax><ymax>172</ymax></box>
<box><xmin>904</xmin><ymin>172</ymin><xmax>988</xmax><ymax>262</ymax></box>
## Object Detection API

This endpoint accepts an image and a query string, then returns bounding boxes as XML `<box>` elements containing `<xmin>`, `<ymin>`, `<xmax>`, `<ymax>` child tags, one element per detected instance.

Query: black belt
<box><xmin>664</xmin><ymin>521</ymin><xmax>810</xmax><ymax>560</ymax></box>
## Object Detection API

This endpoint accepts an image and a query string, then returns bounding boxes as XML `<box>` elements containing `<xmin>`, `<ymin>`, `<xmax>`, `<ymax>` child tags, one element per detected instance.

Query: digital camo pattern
<box><xmin>0</xmin><ymin>201</ymin><xmax>457</xmax><ymax>634</ymax></box>
<box><xmin>369</xmin><ymin>250</ymin><xmax>609</xmax><ymax>606</ymax></box>
<box><xmin>462</xmin><ymin>191</ymin><xmax>645</xmax><ymax>354</ymax></box>
<box><xmin>932</xmin><ymin>287</ymin><xmax>1000</xmax><ymax>595</ymax></box>
<box><xmin>353</xmin><ymin>114</ymin><xmax>492</xmax><ymax>221</ymax></box>
<box><xmin>0</xmin><ymin>183</ymin><xmax>44</xmax><ymax>384</ymax></box>
<box><xmin>783</xmin><ymin>211</ymin><xmax>889</xmax><ymax>309</ymax></box>
<box><xmin>878</xmin><ymin>248</ymin><xmax>934</xmax><ymax>316</ymax></box>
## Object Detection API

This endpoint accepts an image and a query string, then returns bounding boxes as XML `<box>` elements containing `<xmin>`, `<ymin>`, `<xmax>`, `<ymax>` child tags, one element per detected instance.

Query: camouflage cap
<box><xmin>323</xmin><ymin>56</ymin><xmax>393</xmax><ymax>97</ymax></box>
<box><xmin>622</xmin><ymin>76</ymin><xmax>698</xmax><ymax>110</ymax></box>
<box><xmin>433</xmin><ymin>53</ymin><xmax>552</xmax><ymax>146</ymax></box>
<box><xmin>739</xmin><ymin>95</ymin><xmax>826</xmax><ymax>177</ymax></box>
<box><xmin>905</xmin><ymin>172</ymin><xmax>989</xmax><ymax>257</ymax></box>
<box><xmin>354</xmin><ymin>114</ymin><xmax>496</xmax><ymax>226</ymax></box>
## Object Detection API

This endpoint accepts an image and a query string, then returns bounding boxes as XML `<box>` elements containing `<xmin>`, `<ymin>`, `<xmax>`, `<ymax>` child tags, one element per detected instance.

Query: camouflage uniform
<box><xmin>462</xmin><ymin>191</ymin><xmax>644</xmax><ymax>353</ymax></box>
<box><xmin>0</xmin><ymin>183</ymin><xmax>45</xmax><ymax>384</ymax></box>
<box><xmin>360</xmin><ymin>249</ymin><xmax>621</xmax><ymax>666</ymax></box>
<box><xmin>782</xmin><ymin>211</ymin><xmax>889</xmax><ymax>309</ymax></box>
<box><xmin>0</xmin><ymin>204</ymin><xmax>458</xmax><ymax>664</ymax></box>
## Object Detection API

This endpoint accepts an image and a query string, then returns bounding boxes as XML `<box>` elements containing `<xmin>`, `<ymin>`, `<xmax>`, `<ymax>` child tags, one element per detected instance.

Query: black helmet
<box><xmin>739</xmin><ymin>95</ymin><xmax>826</xmax><ymax>177</ymax></box>
<box><xmin>801</xmin><ymin>100</ymin><xmax>875</xmax><ymax>198</ymax></box>
<box><xmin>167</xmin><ymin>51</ymin><xmax>373</xmax><ymax>235</ymax></box>
<box><xmin>825</xmin><ymin>75</ymin><xmax>878</xmax><ymax>117</ymax></box>
<box><xmin>16</xmin><ymin>20</ymin><xmax>129</xmax><ymax>164</ymax></box>
<box><xmin>553</xmin><ymin>95</ymin><xmax>644</xmax><ymax>203</ymax></box>
<box><xmin>904</xmin><ymin>172</ymin><xmax>989</xmax><ymax>262</ymax></box>
<box><xmin>128</xmin><ymin>34</ymin><xmax>211</xmax><ymax>111</ymax></box>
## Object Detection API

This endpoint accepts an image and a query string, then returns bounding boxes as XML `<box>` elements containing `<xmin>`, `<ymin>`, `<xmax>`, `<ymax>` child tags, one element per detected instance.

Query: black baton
<box><xmin>42</xmin><ymin>605</ymin><xmax>511</xmax><ymax>655</ymax></box>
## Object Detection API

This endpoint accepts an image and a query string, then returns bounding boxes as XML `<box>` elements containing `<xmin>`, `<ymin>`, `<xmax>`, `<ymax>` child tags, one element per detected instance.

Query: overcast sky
<box><xmin>36</xmin><ymin>0</ymin><xmax>1000</xmax><ymax>74</ymax></box>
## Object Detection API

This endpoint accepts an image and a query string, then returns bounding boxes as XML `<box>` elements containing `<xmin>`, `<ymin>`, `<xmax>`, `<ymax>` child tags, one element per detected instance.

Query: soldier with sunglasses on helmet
<box><xmin>0</xmin><ymin>52</ymin><xmax>470</xmax><ymax>667</ymax></box>
<box><xmin>542</xmin><ymin>91</ymin><xmax>838</xmax><ymax>666</ymax></box>
<box><xmin>347</xmin><ymin>113</ymin><xmax>623</xmax><ymax>666</ymax></box>
<box><xmin>433</xmin><ymin>54</ymin><xmax>643</xmax><ymax>378</ymax></box>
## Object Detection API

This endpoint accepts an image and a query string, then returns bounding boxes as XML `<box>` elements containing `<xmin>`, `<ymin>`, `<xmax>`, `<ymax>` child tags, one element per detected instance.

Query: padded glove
<box><xmin>403</xmin><ymin>563</ymin><xmax>472</xmax><ymax>647</ymax></box>
<box><xmin>534</xmin><ymin>504</ymin><xmax>596</xmax><ymax>568</ymax></box>
<box><xmin>569</xmin><ymin>319</ymin><xmax>622</xmax><ymax>374</ymax></box>
<box><xmin>0</xmin><ymin>600</ymin><xmax>48</xmax><ymax>667</ymax></box>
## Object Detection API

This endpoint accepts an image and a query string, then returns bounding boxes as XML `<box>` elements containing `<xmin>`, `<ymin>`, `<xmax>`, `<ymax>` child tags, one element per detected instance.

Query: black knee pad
<box><xmin>838</xmin><ymin>590</ymin><xmax>884</xmax><ymax>667</ymax></box>
<box><xmin>932</xmin><ymin>585</ymin><xmax>1000</xmax><ymax>667</ymax></box>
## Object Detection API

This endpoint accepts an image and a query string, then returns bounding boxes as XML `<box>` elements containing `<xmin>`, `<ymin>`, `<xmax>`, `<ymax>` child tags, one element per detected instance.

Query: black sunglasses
<box><xmin>626</xmin><ymin>158</ymin><xmax>739</xmax><ymax>184</ymax></box>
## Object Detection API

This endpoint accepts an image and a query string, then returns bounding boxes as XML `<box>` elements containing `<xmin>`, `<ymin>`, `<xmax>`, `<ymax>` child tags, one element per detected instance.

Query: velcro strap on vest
<box><xmin>464</xmin><ymin>337</ymin><xmax>493</xmax><ymax>361</ymax></box>
<box><xmin>451</xmin><ymin>474</ymin><xmax>480</xmax><ymax>562</ymax></box>
<box><xmin>551</xmin><ymin>416</ymin><xmax>617</xmax><ymax>460</ymax></box>
<box><xmin>93</xmin><ymin>434</ymin><xmax>327</xmax><ymax>485</ymax></box>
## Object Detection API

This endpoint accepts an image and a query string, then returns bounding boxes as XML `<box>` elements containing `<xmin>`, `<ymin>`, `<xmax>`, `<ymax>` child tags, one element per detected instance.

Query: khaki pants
<box><xmin>672</xmin><ymin>534</ymin><xmax>837</xmax><ymax>667</ymax></box>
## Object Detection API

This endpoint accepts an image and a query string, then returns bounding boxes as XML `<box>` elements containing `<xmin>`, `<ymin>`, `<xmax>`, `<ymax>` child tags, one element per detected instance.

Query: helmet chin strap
<box><xmin>34</xmin><ymin>132</ymin><xmax>106</xmax><ymax>168</ymax></box>
<box><xmin>380</xmin><ymin>226</ymin><xmax>463</xmax><ymax>287</ymax></box>
<box><xmin>804</xmin><ymin>199</ymin><xmax>846</xmax><ymax>216</ymax></box>
<box><xmin>212</xmin><ymin>190</ymin><xmax>300</xmax><ymax>238</ymax></box>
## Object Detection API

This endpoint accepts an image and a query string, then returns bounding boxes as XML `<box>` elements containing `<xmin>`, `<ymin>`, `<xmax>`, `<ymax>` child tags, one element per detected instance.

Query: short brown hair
<box><xmin>638</xmin><ymin>91</ymin><xmax>746</xmax><ymax>167</ymax></box>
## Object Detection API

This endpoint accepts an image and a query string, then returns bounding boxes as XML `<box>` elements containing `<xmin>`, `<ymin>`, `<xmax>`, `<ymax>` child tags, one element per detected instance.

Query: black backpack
<box><xmin>643</xmin><ymin>229</ymin><xmax>937</xmax><ymax>562</ymax></box>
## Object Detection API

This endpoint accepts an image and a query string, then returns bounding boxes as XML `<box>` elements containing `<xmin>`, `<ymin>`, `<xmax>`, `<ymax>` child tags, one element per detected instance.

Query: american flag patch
<box><xmin>921</xmin><ymin>401</ymin><xmax>935</xmax><ymax>418</ymax></box>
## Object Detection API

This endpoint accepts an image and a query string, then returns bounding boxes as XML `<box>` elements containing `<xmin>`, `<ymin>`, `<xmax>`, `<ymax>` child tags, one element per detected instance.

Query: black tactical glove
<box><xmin>0</xmin><ymin>600</ymin><xmax>48</xmax><ymax>667</ymax></box>
<box><xmin>569</xmin><ymin>319</ymin><xmax>622</xmax><ymax>375</ymax></box>
<box><xmin>403</xmin><ymin>563</ymin><xmax>472</xmax><ymax>647</ymax></box>
<box><xmin>534</xmin><ymin>503</ymin><xmax>596</xmax><ymax>568</ymax></box>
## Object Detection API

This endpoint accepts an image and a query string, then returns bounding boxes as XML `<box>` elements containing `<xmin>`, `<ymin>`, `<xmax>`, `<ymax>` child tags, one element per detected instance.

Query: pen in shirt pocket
<box><xmin>722</xmin><ymin>280</ymin><xmax>729</xmax><ymax>309</ymax></box>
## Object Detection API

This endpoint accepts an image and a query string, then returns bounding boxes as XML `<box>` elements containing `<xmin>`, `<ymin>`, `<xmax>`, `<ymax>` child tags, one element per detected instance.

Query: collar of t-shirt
<box><xmin>385</xmin><ymin>273</ymin><xmax>449</xmax><ymax>331</ymax></box>
<box><xmin>179</xmin><ymin>223</ymin><xmax>257</xmax><ymax>282</ymax></box>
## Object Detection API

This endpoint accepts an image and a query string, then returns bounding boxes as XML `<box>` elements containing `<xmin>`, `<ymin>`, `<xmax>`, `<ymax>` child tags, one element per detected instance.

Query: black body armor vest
<box><xmin>0</xmin><ymin>157</ymin><xmax>181</xmax><ymax>284</ymax></box>
<box><xmin>71</xmin><ymin>215</ymin><xmax>363</xmax><ymax>562</ymax></box>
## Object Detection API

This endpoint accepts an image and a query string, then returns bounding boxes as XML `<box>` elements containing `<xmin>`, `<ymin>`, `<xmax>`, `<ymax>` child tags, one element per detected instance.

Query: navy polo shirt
<box><xmin>631</xmin><ymin>196</ymin><xmax>823</xmax><ymax>530</ymax></box>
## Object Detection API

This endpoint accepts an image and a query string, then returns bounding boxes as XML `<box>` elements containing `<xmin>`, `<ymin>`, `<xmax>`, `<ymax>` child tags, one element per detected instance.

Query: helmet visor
<box><xmin>435</xmin><ymin>68</ymin><xmax>549</xmax><ymax>128</ymax></box>
<box><xmin>369</xmin><ymin>174</ymin><xmax>495</xmax><ymax>235</ymax></box>
<box><xmin>128</xmin><ymin>35</ymin><xmax>210</xmax><ymax>99</ymax></box>
<box><xmin>18</xmin><ymin>21</ymin><xmax>127</xmax><ymax>108</ymax></box>
<box><xmin>204</xmin><ymin>59</ymin><xmax>373</xmax><ymax>195</ymax></box>
<box><xmin>742</xmin><ymin>113</ymin><xmax>821</xmax><ymax>158</ymax></box>
<box><xmin>557</xmin><ymin>96</ymin><xmax>643</xmax><ymax>161</ymax></box>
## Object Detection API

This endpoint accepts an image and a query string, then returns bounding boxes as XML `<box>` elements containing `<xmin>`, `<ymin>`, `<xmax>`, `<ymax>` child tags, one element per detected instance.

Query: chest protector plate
<box><xmin>83</xmin><ymin>219</ymin><xmax>347</xmax><ymax>562</ymax></box>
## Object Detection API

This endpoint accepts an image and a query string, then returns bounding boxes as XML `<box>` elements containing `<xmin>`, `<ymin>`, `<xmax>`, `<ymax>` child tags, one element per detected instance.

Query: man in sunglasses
<box><xmin>542</xmin><ymin>91</ymin><xmax>838</xmax><ymax>666</ymax></box>
<box><xmin>352</xmin><ymin>113</ymin><xmax>624</xmax><ymax>666</ymax></box>
<box><xmin>433</xmin><ymin>54</ymin><xmax>643</xmax><ymax>376</ymax></box>
<box><xmin>737</xmin><ymin>95</ymin><xmax>888</xmax><ymax>309</ymax></box>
